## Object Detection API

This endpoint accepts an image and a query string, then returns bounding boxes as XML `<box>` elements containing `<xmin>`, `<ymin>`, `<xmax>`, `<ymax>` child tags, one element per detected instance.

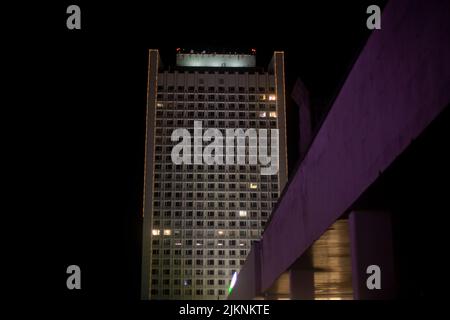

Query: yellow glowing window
<box><xmin>156</xmin><ymin>102</ymin><xmax>164</xmax><ymax>107</ymax></box>
<box><xmin>249</xmin><ymin>183</ymin><xmax>258</xmax><ymax>189</ymax></box>
<box><xmin>218</xmin><ymin>230</ymin><xmax>224</xmax><ymax>235</ymax></box>
<box><xmin>269</xmin><ymin>94</ymin><xmax>276</xmax><ymax>101</ymax></box>
<box><xmin>239</xmin><ymin>210</ymin><xmax>247</xmax><ymax>217</ymax></box>
<box><xmin>259</xmin><ymin>111</ymin><xmax>266</xmax><ymax>118</ymax></box>
<box><xmin>260</xmin><ymin>94</ymin><xmax>266</xmax><ymax>101</ymax></box>
<box><xmin>269</xmin><ymin>111</ymin><xmax>277</xmax><ymax>118</ymax></box>
<box><xmin>152</xmin><ymin>229</ymin><xmax>160</xmax><ymax>236</ymax></box>
<box><xmin>163</xmin><ymin>229</ymin><xmax>171</xmax><ymax>236</ymax></box>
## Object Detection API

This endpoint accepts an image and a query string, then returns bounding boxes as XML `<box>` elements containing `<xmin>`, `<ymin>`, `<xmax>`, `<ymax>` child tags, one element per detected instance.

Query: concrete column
<box><xmin>289</xmin><ymin>248</ymin><xmax>315</xmax><ymax>299</ymax></box>
<box><xmin>349</xmin><ymin>210</ymin><xmax>396</xmax><ymax>299</ymax></box>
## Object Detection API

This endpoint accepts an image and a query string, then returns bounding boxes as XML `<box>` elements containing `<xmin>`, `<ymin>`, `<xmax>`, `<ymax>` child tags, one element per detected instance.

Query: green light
<box><xmin>228</xmin><ymin>272</ymin><xmax>237</xmax><ymax>295</ymax></box>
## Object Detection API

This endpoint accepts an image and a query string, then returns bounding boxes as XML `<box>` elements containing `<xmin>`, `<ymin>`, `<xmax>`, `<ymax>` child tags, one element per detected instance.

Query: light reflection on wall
<box><xmin>176</xmin><ymin>53</ymin><xmax>256</xmax><ymax>68</ymax></box>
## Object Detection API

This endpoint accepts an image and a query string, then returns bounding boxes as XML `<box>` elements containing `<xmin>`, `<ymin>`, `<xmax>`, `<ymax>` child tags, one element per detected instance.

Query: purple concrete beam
<box><xmin>254</xmin><ymin>0</ymin><xmax>450</xmax><ymax>293</ymax></box>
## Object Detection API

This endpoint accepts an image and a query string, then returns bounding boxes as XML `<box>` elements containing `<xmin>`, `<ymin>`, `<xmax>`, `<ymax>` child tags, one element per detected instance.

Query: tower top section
<box><xmin>176</xmin><ymin>52</ymin><xmax>256</xmax><ymax>68</ymax></box>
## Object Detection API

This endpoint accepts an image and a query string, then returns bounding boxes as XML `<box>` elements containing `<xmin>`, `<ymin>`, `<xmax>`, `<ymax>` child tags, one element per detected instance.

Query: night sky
<box><xmin>20</xmin><ymin>0</ymin><xmax>394</xmax><ymax>301</ymax></box>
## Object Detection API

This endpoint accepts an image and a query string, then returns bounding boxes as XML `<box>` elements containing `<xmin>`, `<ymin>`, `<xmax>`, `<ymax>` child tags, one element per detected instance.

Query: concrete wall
<box><xmin>231</xmin><ymin>0</ymin><xmax>450</xmax><ymax>297</ymax></box>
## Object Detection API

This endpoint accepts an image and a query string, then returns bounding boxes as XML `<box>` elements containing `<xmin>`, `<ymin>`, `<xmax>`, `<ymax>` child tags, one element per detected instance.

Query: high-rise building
<box><xmin>141</xmin><ymin>49</ymin><xmax>288</xmax><ymax>299</ymax></box>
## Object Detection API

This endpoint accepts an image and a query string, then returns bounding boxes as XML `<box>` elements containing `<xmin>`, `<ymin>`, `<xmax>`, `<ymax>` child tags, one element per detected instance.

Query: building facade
<box><xmin>141</xmin><ymin>50</ymin><xmax>288</xmax><ymax>299</ymax></box>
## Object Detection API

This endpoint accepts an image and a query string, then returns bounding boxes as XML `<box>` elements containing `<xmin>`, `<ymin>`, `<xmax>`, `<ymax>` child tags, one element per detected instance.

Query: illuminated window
<box><xmin>217</xmin><ymin>230</ymin><xmax>224</xmax><ymax>235</ymax></box>
<box><xmin>156</xmin><ymin>102</ymin><xmax>164</xmax><ymax>107</ymax></box>
<box><xmin>239</xmin><ymin>210</ymin><xmax>247</xmax><ymax>217</ymax></box>
<box><xmin>152</xmin><ymin>229</ymin><xmax>160</xmax><ymax>236</ymax></box>
<box><xmin>268</xmin><ymin>94</ymin><xmax>276</xmax><ymax>101</ymax></box>
<box><xmin>260</xmin><ymin>94</ymin><xmax>266</xmax><ymax>101</ymax></box>
<box><xmin>259</xmin><ymin>111</ymin><xmax>266</xmax><ymax>118</ymax></box>
<box><xmin>249</xmin><ymin>183</ymin><xmax>258</xmax><ymax>190</ymax></box>
<box><xmin>269</xmin><ymin>111</ymin><xmax>277</xmax><ymax>118</ymax></box>
<box><xmin>175</xmin><ymin>241</ymin><xmax>182</xmax><ymax>246</ymax></box>
<box><xmin>163</xmin><ymin>229</ymin><xmax>171</xmax><ymax>236</ymax></box>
